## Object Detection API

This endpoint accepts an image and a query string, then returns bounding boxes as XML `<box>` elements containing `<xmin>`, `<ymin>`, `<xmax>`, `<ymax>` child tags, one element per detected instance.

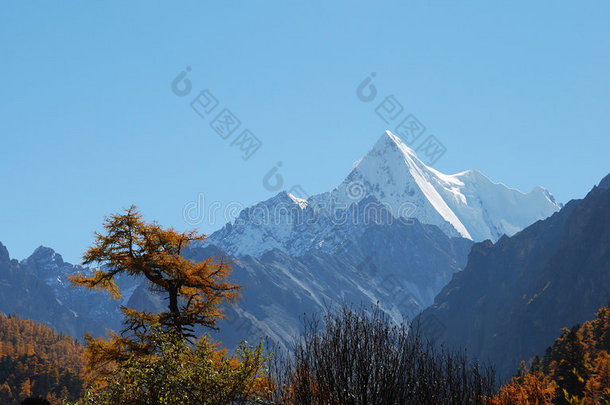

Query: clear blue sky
<box><xmin>1</xmin><ymin>1</ymin><xmax>609</xmax><ymax>263</ymax></box>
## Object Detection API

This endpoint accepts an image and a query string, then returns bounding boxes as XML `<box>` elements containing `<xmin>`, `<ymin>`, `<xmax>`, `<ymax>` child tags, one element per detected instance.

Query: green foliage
<box><xmin>551</xmin><ymin>326</ymin><xmax>588</xmax><ymax>399</ymax></box>
<box><xmin>71</xmin><ymin>326</ymin><xmax>270</xmax><ymax>405</ymax></box>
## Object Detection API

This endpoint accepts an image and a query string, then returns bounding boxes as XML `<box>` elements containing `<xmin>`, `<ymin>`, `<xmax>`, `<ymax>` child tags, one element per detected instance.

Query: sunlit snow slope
<box><xmin>208</xmin><ymin>131</ymin><xmax>561</xmax><ymax>258</ymax></box>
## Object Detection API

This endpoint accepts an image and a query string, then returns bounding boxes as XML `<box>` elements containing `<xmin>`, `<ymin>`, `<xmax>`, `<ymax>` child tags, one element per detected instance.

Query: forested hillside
<box><xmin>0</xmin><ymin>314</ymin><xmax>84</xmax><ymax>404</ymax></box>
<box><xmin>495</xmin><ymin>304</ymin><xmax>610</xmax><ymax>404</ymax></box>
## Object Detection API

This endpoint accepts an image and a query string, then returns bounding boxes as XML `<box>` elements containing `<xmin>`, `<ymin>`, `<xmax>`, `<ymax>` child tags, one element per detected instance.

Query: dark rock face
<box><xmin>417</xmin><ymin>175</ymin><xmax>610</xmax><ymax>381</ymax></box>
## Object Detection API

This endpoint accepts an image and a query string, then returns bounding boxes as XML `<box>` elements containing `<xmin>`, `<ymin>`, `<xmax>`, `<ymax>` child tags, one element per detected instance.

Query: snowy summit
<box><xmin>207</xmin><ymin>131</ymin><xmax>561</xmax><ymax>258</ymax></box>
<box><xmin>335</xmin><ymin>131</ymin><xmax>561</xmax><ymax>241</ymax></box>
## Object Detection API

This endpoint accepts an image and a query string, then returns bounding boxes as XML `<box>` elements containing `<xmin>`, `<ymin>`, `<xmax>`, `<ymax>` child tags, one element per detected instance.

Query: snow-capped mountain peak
<box><xmin>207</xmin><ymin>130</ymin><xmax>561</xmax><ymax>257</ymax></box>
<box><xmin>335</xmin><ymin>131</ymin><xmax>473</xmax><ymax>239</ymax></box>
<box><xmin>334</xmin><ymin>130</ymin><xmax>561</xmax><ymax>242</ymax></box>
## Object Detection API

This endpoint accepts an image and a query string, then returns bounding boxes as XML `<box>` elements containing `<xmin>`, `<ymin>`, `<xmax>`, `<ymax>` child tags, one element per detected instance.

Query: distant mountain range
<box><xmin>0</xmin><ymin>243</ymin><xmax>150</xmax><ymax>338</ymax></box>
<box><xmin>0</xmin><ymin>131</ymin><xmax>569</xmax><ymax>360</ymax></box>
<box><xmin>417</xmin><ymin>173</ymin><xmax>610</xmax><ymax>381</ymax></box>
<box><xmin>0</xmin><ymin>243</ymin><xmax>117</xmax><ymax>337</ymax></box>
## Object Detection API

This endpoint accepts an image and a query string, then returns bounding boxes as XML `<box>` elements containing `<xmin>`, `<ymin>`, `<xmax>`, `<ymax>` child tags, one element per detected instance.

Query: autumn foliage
<box><xmin>494</xmin><ymin>305</ymin><xmax>610</xmax><ymax>404</ymax></box>
<box><xmin>77</xmin><ymin>326</ymin><xmax>270</xmax><ymax>405</ymax></box>
<box><xmin>69</xmin><ymin>206</ymin><xmax>240</xmax><ymax>374</ymax></box>
<box><xmin>67</xmin><ymin>206</ymin><xmax>269</xmax><ymax>404</ymax></box>
<box><xmin>0</xmin><ymin>314</ymin><xmax>84</xmax><ymax>404</ymax></box>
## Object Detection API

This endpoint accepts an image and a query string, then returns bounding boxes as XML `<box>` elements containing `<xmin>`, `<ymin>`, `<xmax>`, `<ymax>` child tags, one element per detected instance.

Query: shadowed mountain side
<box><xmin>417</xmin><ymin>174</ymin><xmax>610</xmax><ymax>381</ymax></box>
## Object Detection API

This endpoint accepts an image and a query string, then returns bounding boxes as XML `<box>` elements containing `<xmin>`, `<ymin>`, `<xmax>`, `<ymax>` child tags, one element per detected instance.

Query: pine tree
<box><xmin>553</xmin><ymin>325</ymin><xmax>588</xmax><ymax>399</ymax></box>
<box><xmin>495</xmin><ymin>304</ymin><xmax>610</xmax><ymax>404</ymax></box>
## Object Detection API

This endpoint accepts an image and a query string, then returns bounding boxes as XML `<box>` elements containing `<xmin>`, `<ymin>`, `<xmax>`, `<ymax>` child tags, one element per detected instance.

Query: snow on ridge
<box><xmin>287</xmin><ymin>192</ymin><xmax>308</xmax><ymax>209</ymax></box>
<box><xmin>374</xmin><ymin>131</ymin><xmax>561</xmax><ymax>241</ymax></box>
<box><xmin>344</xmin><ymin>131</ymin><xmax>472</xmax><ymax>239</ymax></box>
<box><xmin>386</xmin><ymin>132</ymin><xmax>472</xmax><ymax>238</ymax></box>
<box><xmin>208</xmin><ymin>130</ymin><xmax>561</xmax><ymax>257</ymax></box>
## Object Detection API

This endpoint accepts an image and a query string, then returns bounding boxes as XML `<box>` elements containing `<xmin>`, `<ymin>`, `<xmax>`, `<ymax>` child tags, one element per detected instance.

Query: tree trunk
<box><xmin>168</xmin><ymin>285</ymin><xmax>182</xmax><ymax>335</ymax></box>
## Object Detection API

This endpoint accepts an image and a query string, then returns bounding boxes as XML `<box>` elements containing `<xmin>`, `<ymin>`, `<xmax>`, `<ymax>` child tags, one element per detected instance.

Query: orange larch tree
<box><xmin>69</xmin><ymin>205</ymin><xmax>240</xmax><ymax>372</ymax></box>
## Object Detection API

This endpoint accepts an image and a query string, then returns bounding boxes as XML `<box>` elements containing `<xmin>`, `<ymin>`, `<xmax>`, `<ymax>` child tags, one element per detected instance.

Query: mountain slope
<box><xmin>0</xmin><ymin>243</ymin><xmax>141</xmax><ymax>338</ymax></box>
<box><xmin>208</xmin><ymin>131</ymin><xmax>560</xmax><ymax>258</ymax></box>
<box><xmin>0</xmin><ymin>243</ymin><xmax>86</xmax><ymax>337</ymax></box>
<box><xmin>188</xmin><ymin>203</ymin><xmax>473</xmax><ymax>349</ymax></box>
<box><xmin>0</xmin><ymin>314</ymin><xmax>84</xmax><ymax>404</ymax></box>
<box><xmin>337</xmin><ymin>131</ymin><xmax>560</xmax><ymax>241</ymax></box>
<box><xmin>199</xmin><ymin>130</ymin><xmax>562</xmax><ymax>350</ymax></box>
<box><xmin>417</xmin><ymin>173</ymin><xmax>610</xmax><ymax>380</ymax></box>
